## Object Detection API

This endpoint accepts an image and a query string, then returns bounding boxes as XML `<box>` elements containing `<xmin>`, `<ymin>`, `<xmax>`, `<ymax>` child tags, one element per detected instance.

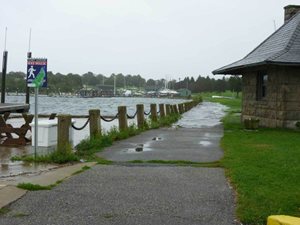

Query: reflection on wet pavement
<box><xmin>199</xmin><ymin>141</ymin><xmax>212</xmax><ymax>146</ymax></box>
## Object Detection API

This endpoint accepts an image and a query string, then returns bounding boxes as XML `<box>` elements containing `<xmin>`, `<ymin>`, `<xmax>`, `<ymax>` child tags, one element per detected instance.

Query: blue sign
<box><xmin>27</xmin><ymin>58</ymin><xmax>47</xmax><ymax>88</ymax></box>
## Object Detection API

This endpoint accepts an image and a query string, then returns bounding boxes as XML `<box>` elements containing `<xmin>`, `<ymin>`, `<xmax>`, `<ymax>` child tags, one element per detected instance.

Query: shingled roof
<box><xmin>213</xmin><ymin>11</ymin><xmax>300</xmax><ymax>75</ymax></box>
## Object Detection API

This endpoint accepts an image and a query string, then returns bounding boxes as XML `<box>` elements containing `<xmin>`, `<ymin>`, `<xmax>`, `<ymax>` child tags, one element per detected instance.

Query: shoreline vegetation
<box><xmin>203</xmin><ymin>92</ymin><xmax>300</xmax><ymax>225</ymax></box>
<box><xmin>0</xmin><ymin>71</ymin><xmax>241</xmax><ymax>96</ymax></box>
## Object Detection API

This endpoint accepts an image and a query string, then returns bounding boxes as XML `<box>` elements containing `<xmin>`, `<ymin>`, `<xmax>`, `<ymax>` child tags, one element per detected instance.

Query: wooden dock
<box><xmin>0</xmin><ymin>103</ymin><xmax>30</xmax><ymax>114</ymax></box>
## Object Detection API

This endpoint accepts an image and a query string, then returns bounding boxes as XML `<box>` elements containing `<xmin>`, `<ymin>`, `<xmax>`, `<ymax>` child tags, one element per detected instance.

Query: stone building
<box><xmin>213</xmin><ymin>5</ymin><xmax>300</xmax><ymax>128</ymax></box>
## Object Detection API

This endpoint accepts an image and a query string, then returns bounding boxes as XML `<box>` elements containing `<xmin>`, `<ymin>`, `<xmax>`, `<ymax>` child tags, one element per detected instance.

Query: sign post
<box><xmin>27</xmin><ymin>58</ymin><xmax>47</xmax><ymax>158</ymax></box>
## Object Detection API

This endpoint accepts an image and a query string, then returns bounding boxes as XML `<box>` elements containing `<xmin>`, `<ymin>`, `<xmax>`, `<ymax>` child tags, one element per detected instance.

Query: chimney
<box><xmin>284</xmin><ymin>5</ymin><xmax>300</xmax><ymax>23</ymax></box>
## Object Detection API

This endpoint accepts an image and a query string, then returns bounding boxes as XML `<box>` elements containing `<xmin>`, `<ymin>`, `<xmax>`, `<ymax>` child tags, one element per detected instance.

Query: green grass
<box><xmin>194</xmin><ymin>91</ymin><xmax>242</xmax><ymax>113</ymax></box>
<box><xmin>17</xmin><ymin>183</ymin><xmax>54</xmax><ymax>191</ymax></box>
<box><xmin>72</xmin><ymin>165</ymin><xmax>91</xmax><ymax>175</ymax></box>
<box><xmin>0</xmin><ymin>207</ymin><xmax>10</xmax><ymax>215</ymax></box>
<box><xmin>208</xmin><ymin>93</ymin><xmax>300</xmax><ymax>225</ymax></box>
<box><xmin>11</xmin><ymin>150</ymin><xmax>79</xmax><ymax>164</ymax></box>
<box><xmin>17</xmin><ymin>179</ymin><xmax>64</xmax><ymax>191</ymax></box>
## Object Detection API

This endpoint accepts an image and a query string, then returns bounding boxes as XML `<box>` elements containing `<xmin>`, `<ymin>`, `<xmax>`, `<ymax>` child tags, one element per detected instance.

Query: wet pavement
<box><xmin>98</xmin><ymin>102</ymin><xmax>227</xmax><ymax>162</ymax></box>
<box><xmin>174</xmin><ymin>102</ymin><xmax>227</xmax><ymax>128</ymax></box>
<box><xmin>99</xmin><ymin>126</ymin><xmax>224</xmax><ymax>162</ymax></box>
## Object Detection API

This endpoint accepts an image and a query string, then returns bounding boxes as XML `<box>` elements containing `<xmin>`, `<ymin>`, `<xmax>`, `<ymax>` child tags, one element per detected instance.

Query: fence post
<box><xmin>178</xmin><ymin>104</ymin><xmax>183</xmax><ymax>114</ymax></box>
<box><xmin>170</xmin><ymin>104</ymin><xmax>174</xmax><ymax>114</ymax></box>
<box><xmin>184</xmin><ymin>102</ymin><xmax>188</xmax><ymax>112</ymax></box>
<box><xmin>57</xmin><ymin>114</ymin><xmax>71</xmax><ymax>153</ymax></box>
<box><xmin>182</xmin><ymin>103</ymin><xmax>186</xmax><ymax>112</ymax></box>
<box><xmin>118</xmin><ymin>106</ymin><xmax>128</xmax><ymax>131</ymax></box>
<box><xmin>174</xmin><ymin>105</ymin><xmax>179</xmax><ymax>114</ymax></box>
<box><xmin>159</xmin><ymin>104</ymin><xmax>165</xmax><ymax>118</ymax></box>
<box><xmin>89</xmin><ymin>109</ymin><xmax>101</xmax><ymax>138</ymax></box>
<box><xmin>136</xmin><ymin>104</ymin><xmax>144</xmax><ymax>129</ymax></box>
<box><xmin>166</xmin><ymin>104</ymin><xmax>171</xmax><ymax>115</ymax></box>
<box><xmin>150</xmin><ymin>104</ymin><xmax>158</xmax><ymax>122</ymax></box>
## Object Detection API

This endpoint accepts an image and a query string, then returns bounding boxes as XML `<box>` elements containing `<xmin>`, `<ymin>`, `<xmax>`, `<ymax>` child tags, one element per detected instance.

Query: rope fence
<box><xmin>100</xmin><ymin>113</ymin><xmax>119</xmax><ymax>122</ymax></box>
<box><xmin>2</xmin><ymin>100</ymin><xmax>202</xmax><ymax>148</ymax></box>
<box><xmin>127</xmin><ymin>111</ymin><xmax>137</xmax><ymax>119</ymax></box>
<box><xmin>144</xmin><ymin>111</ymin><xmax>151</xmax><ymax>116</ymax></box>
<box><xmin>71</xmin><ymin>118</ymin><xmax>90</xmax><ymax>130</ymax></box>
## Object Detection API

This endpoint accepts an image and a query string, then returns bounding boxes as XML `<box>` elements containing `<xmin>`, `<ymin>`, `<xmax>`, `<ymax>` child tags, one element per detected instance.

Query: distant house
<box><xmin>78</xmin><ymin>85</ymin><xmax>114</xmax><ymax>97</ymax></box>
<box><xmin>177</xmin><ymin>88</ymin><xmax>191</xmax><ymax>97</ymax></box>
<box><xmin>213</xmin><ymin>5</ymin><xmax>300</xmax><ymax>128</ymax></box>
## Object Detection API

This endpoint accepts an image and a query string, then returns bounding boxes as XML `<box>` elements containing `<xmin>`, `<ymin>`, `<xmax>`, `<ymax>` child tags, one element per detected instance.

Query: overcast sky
<box><xmin>0</xmin><ymin>0</ymin><xmax>297</xmax><ymax>80</ymax></box>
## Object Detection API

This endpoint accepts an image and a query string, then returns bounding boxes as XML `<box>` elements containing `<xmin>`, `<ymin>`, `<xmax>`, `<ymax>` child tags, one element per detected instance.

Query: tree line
<box><xmin>0</xmin><ymin>71</ymin><xmax>242</xmax><ymax>95</ymax></box>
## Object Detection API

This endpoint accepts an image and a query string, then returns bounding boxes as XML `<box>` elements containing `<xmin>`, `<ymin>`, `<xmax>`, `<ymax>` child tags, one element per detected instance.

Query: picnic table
<box><xmin>0</xmin><ymin>112</ymin><xmax>33</xmax><ymax>146</ymax></box>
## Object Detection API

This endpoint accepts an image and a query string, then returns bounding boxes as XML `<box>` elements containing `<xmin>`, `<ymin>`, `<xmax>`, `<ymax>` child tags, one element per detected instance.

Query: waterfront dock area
<box><xmin>0</xmin><ymin>103</ymin><xmax>29</xmax><ymax>114</ymax></box>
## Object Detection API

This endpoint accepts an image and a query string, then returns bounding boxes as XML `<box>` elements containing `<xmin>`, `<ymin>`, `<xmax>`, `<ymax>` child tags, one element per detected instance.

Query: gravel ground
<box><xmin>0</xmin><ymin>165</ymin><xmax>238</xmax><ymax>225</ymax></box>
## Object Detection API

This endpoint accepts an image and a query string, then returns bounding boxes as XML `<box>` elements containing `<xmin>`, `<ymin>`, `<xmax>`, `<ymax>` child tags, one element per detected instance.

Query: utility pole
<box><xmin>1</xmin><ymin>27</ymin><xmax>8</xmax><ymax>104</ymax></box>
<box><xmin>26</xmin><ymin>28</ymin><xmax>32</xmax><ymax>104</ymax></box>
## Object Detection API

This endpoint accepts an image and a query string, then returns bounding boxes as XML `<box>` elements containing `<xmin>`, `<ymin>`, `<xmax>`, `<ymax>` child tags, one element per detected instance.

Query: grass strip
<box><xmin>17</xmin><ymin>179</ymin><xmax>63</xmax><ymax>191</ymax></box>
<box><xmin>72</xmin><ymin>165</ymin><xmax>91</xmax><ymax>175</ymax></box>
<box><xmin>128</xmin><ymin>159</ymin><xmax>221</xmax><ymax>167</ymax></box>
<box><xmin>11</xmin><ymin>149</ymin><xmax>79</xmax><ymax>164</ymax></box>
<box><xmin>0</xmin><ymin>207</ymin><xmax>10</xmax><ymax>215</ymax></box>
<box><xmin>17</xmin><ymin>183</ymin><xmax>53</xmax><ymax>191</ymax></box>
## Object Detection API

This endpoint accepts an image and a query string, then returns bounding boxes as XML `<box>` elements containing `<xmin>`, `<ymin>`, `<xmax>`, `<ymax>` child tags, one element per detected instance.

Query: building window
<box><xmin>257</xmin><ymin>72</ymin><xmax>268</xmax><ymax>100</ymax></box>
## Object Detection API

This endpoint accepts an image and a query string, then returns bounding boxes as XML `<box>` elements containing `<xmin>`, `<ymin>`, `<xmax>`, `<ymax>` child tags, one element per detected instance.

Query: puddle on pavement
<box><xmin>0</xmin><ymin>145</ymin><xmax>58</xmax><ymax>180</ymax></box>
<box><xmin>0</xmin><ymin>161</ymin><xmax>58</xmax><ymax>179</ymax></box>
<box><xmin>152</xmin><ymin>137</ymin><xmax>162</xmax><ymax>141</ymax></box>
<box><xmin>125</xmin><ymin>147</ymin><xmax>153</xmax><ymax>153</ymax></box>
<box><xmin>199</xmin><ymin>141</ymin><xmax>212</xmax><ymax>146</ymax></box>
<box><xmin>123</xmin><ymin>136</ymin><xmax>163</xmax><ymax>153</ymax></box>
<box><xmin>123</xmin><ymin>142</ymin><xmax>153</xmax><ymax>153</ymax></box>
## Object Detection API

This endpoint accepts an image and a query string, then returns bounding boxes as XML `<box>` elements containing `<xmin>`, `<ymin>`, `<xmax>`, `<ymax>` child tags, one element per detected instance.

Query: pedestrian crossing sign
<box><xmin>27</xmin><ymin>58</ymin><xmax>47</xmax><ymax>88</ymax></box>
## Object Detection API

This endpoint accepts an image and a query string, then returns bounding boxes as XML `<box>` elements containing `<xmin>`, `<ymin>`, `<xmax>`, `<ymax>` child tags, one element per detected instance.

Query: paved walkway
<box><xmin>0</xmin><ymin>102</ymin><xmax>239</xmax><ymax>225</ymax></box>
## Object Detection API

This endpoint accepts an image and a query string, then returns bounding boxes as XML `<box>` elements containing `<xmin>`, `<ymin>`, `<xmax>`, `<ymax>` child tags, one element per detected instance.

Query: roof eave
<box><xmin>212</xmin><ymin>62</ymin><xmax>267</xmax><ymax>75</ymax></box>
<box><xmin>213</xmin><ymin>61</ymin><xmax>300</xmax><ymax>75</ymax></box>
